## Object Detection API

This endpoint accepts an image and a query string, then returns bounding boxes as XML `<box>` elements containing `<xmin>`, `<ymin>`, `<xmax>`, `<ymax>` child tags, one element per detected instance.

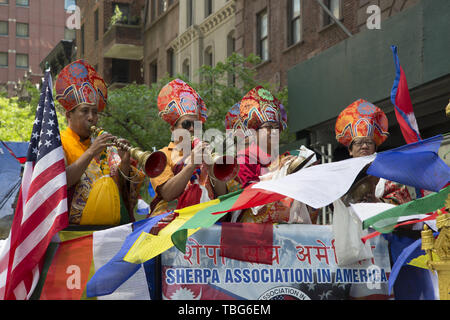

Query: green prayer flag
<box><xmin>171</xmin><ymin>190</ymin><xmax>243</xmax><ymax>253</ymax></box>
<box><xmin>363</xmin><ymin>186</ymin><xmax>449</xmax><ymax>233</ymax></box>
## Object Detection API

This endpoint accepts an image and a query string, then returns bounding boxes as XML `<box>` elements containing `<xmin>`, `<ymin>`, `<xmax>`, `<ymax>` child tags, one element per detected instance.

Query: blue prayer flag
<box><xmin>368</xmin><ymin>135</ymin><xmax>450</xmax><ymax>192</ymax></box>
<box><xmin>86</xmin><ymin>212</ymin><xmax>171</xmax><ymax>298</ymax></box>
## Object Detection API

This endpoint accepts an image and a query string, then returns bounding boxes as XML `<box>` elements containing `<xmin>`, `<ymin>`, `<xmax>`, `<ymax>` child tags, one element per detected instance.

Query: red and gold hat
<box><xmin>55</xmin><ymin>60</ymin><xmax>107</xmax><ymax>112</ymax></box>
<box><xmin>157</xmin><ymin>79</ymin><xmax>208</xmax><ymax>126</ymax></box>
<box><xmin>335</xmin><ymin>99</ymin><xmax>389</xmax><ymax>147</ymax></box>
<box><xmin>225</xmin><ymin>102</ymin><xmax>242</xmax><ymax>130</ymax></box>
<box><xmin>239</xmin><ymin>86</ymin><xmax>287</xmax><ymax>131</ymax></box>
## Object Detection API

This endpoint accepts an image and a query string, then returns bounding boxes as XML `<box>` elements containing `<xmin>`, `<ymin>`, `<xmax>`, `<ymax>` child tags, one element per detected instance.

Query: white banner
<box><xmin>161</xmin><ymin>224</ymin><xmax>391</xmax><ymax>300</ymax></box>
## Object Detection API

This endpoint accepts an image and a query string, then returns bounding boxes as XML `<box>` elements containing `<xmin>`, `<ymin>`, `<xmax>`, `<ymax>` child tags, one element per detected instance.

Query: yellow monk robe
<box><xmin>61</xmin><ymin>127</ymin><xmax>121</xmax><ymax>225</ymax></box>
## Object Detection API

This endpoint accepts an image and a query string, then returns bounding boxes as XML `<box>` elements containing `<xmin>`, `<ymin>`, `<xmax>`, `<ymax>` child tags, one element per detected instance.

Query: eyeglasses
<box><xmin>181</xmin><ymin>120</ymin><xmax>195</xmax><ymax>130</ymax></box>
<box><xmin>352</xmin><ymin>140</ymin><xmax>375</xmax><ymax>147</ymax></box>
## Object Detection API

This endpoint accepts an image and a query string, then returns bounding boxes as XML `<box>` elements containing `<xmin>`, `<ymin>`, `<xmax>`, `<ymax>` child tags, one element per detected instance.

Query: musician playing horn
<box><xmin>335</xmin><ymin>99</ymin><xmax>414</xmax><ymax>205</ymax></box>
<box><xmin>227</xmin><ymin>86</ymin><xmax>310</xmax><ymax>224</ymax></box>
<box><xmin>55</xmin><ymin>60</ymin><xmax>144</xmax><ymax>226</ymax></box>
<box><xmin>148</xmin><ymin>79</ymin><xmax>227</xmax><ymax>218</ymax></box>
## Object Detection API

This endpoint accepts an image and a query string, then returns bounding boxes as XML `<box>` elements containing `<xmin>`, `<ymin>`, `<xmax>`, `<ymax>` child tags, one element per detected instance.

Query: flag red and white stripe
<box><xmin>390</xmin><ymin>45</ymin><xmax>421</xmax><ymax>144</ymax></box>
<box><xmin>0</xmin><ymin>71</ymin><xmax>68</xmax><ymax>300</ymax></box>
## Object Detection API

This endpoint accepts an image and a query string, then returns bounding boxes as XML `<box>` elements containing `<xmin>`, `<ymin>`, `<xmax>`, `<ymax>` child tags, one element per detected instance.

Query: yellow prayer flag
<box><xmin>123</xmin><ymin>199</ymin><xmax>220</xmax><ymax>264</ymax></box>
<box><xmin>58</xmin><ymin>230</ymin><xmax>95</xmax><ymax>242</ymax></box>
<box><xmin>408</xmin><ymin>252</ymin><xmax>440</xmax><ymax>270</ymax></box>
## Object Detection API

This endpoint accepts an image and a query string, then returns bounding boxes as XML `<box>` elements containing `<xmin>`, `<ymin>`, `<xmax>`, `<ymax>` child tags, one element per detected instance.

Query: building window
<box><xmin>187</xmin><ymin>0</ymin><xmax>193</xmax><ymax>27</ymax></box>
<box><xmin>322</xmin><ymin>0</ymin><xmax>340</xmax><ymax>27</ymax></box>
<box><xmin>80</xmin><ymin>24</ymin><xmax>85</xmax><ymax>56</ymax></box>
<box><xmin>0</xmin><ymin>0</ymin><xmax>9</xmax><ymax>5</ymax></box>
<box><xmin>112</xmin><ymin>3</ymin><xmax>130</xmax><ymax>24</ymax></box>
<box><xmin>151</xmin><ymin>0</ymin><xmax>156</xmax><ymax>22</ymax></box>
<box><xmin>16</xmin><ymin>22</ymin><xmax>29</xmax><ymax>38</ymax></box>
<box><xmin>288</xmin><ymin>0</ymin><xmax>301</xmax><ymax>46</ymax></box>
<box><xmin>94</xmin><ymin>9</ymin><xmax>99</xmax><ymax>41</ymax></box>
<box><xmin>257</xmin><ymin>9</ymin><xmax>269</xmax><ymax>61</ymax></box>
<box><xmin>167</xmin><ymin>48</ymin><xmax>175</xmax><ymax>77</ymax></box>
<box><xmin>158</xmin><ymin>0</ymin><xmax>165</xmax><ymax>16</ymax></box>
<box><xmin>204</xmin><ymin>46</ymin><xmax>213</xmax><ymax>67</ymax></box>
<box><xmin>227</xmin><ymin>31</ymin><xmax>235</xmax><ymax>57</ymax></box>
<box><xmin>112</xmin><ymin>59</ymin><xmax>130</xmax><ymax>83</ymax></box>
<box><xmin>227</xmin><ymin>31</ymin><xmax>236</xmax><ymax>86</ymax></box>
<box><xmin>182</xmin><ymin>59</ymin><xmax>190</xmax><ymax>80</ymax></box>
<box><xmin>149</xmin><ymin>60</ymin><xmax>158</xmax><ymax>84</ymax></box>
<box><xmin>0</xmin><ymin>52</ymin><xmax>7</xmax><ymax>67</ymax></box>
<box><xmin>205</xmin><ymin>0</ymin><xmax>212</xmax><ymax>18</ymax></box>
<box><xmin>16</xmin><ymin>53</ymin><xmax>28</xmax><ymax>68</ymax></box>
<box><xmin>0</xmin><ymin>21</ymin><xmax>8</xmax><ymax>35</ymax></box>
<box><xmin>16</xmin><ymin>0</ymin><xmax>29</xmax><ymax>6</ymax></box>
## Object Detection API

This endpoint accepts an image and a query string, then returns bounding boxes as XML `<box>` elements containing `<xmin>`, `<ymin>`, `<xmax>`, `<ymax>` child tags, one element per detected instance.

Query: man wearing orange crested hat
<box><xmin>336</xmin><ymin>99</ymin><xmax>438</xmax><ymax>300</ymax></box>
<box><xmin>335</xmin><ymin>98</ymin><xmax>413</xmax><ymax>205</ymax></box>
<box><xmin>56</xmin><ymin>60</ymin><xmax>144</xmax><ymax>226</ymax></box>
<box><xmin>148</xmin><ymin>79</ymin><xmax>227</xmax><ymax>218</ymax></box>
<box><xmin>229</xmin><ymin>86</ymin><xmax>312</xmax><ymax>224</ymax></box>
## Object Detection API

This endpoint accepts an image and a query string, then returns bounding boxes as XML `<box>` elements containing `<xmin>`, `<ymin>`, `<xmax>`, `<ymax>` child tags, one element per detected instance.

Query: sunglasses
<box><xmin>181</xmin><ymin>120</ymin><xmax>195</xmax><ymax>130</ymax></box>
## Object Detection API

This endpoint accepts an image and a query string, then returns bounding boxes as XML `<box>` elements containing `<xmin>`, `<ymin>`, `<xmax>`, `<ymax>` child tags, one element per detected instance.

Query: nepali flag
<box><xmin>390</xmin><ymin>45</ymin><xmax>421</xmax><ymax>144</ymax></box>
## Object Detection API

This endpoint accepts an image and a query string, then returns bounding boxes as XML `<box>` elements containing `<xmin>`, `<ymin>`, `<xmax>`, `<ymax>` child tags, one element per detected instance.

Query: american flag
<box><xmin>0</xmin><ymin>71</ymin><xmax>68</xmax><ymax>300</ymax></box>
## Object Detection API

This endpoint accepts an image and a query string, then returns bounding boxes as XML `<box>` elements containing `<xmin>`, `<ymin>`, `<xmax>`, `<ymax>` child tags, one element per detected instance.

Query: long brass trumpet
<box><xmin>91</xmin><ymin>126</ymin><xmax>167</xmax><ymax>178</ymax></box>
<box><xmin>191</xmin><ymin>137</ymin><xmax>239</xmax><ymax>182</ymax></box>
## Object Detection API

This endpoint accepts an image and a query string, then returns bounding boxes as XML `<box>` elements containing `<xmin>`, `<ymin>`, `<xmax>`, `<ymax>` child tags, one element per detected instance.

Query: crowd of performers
<box><xmin>54</xmin><ymin>59</ymin><xmax>438</xmax><ymax>299</ymax></box>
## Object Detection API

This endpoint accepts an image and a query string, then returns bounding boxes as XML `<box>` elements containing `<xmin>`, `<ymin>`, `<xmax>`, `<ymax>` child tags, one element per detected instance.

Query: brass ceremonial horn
<box><xmin>210</xmin><ymin>154</ymin><xmax>240</xmax><ymax>182</ymax></box>
<box><xmin>91</xmin><ymin>126</ymin><xmax>167</xmax><ymax>178</ymax></box>
<box><xmin>286</xmin><ymin>153</ymin><xmax>315</xmax><ymax>175</ymax></box>
<box><xmin>191</xmin><ymin>137</ymin><xmax>240</xmax><ymax>182</ymax></box>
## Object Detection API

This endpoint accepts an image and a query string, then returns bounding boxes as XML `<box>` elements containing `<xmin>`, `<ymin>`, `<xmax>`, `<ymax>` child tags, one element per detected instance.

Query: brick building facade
<box><xmin>235</xmin><ymin>0</ymin><xmax>420</xmax><ymax>90</ymax></box>
<box><xmin>0</xmin><ymin>0</ymin><xmax>69</xmax><ymax>96</ymax></box>
<box><xmin>76</xmin><ymin>0</ymin><xmax>146</xmax><ymax>89</ymax></box>
<box><xmin>142</xmin><ymin>0</ymin><xmax>179</xmax><ymax>85</ymax></box>
<box><xmin>285</xmin><ymin>0</ymin><xmax>448</xmax><ymax>156</ymax></box>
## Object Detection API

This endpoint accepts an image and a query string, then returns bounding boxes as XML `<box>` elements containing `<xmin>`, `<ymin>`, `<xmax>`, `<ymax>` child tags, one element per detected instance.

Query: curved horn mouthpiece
<box><xmin>91</xmin><ymin>126</ymin><xmax>167</xmax><ymax>178</ymax></box>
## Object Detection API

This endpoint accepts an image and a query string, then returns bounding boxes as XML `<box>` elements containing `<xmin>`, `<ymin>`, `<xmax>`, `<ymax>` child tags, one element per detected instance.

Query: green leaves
<box><xmin>0</xmin><ymin>83</ymin><xmax>67</xmax><ymax>142</ymax></box>
<box><xmin>100</xmin><ymin>53</ymin><xmax>296</xmax><ymax>151</ymax></box>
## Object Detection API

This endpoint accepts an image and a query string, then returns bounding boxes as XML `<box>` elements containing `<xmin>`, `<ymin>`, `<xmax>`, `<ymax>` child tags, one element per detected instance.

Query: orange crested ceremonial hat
<box><xmin>239</xmin><ymin>86</ymin><xmax>287</xmax><ymax>131</ymax></box>
<box><xmin>55</xmin><ymin>60</ymin><xmax>107</xmax><ymax>112</ymax></box>
<box><xmin>335</xmin><ymin>99</ymin><xmax>389</xmax><ymax>147</ymax></box>
<box><xmin>225</xmin><ymin>102</ymin><xmax>243</xmax><ymax>130</ymax></box>
<box><xmin>157</xmin><ymin>79</ymin><xmax>208</xmax><ymax>126</ymax></box>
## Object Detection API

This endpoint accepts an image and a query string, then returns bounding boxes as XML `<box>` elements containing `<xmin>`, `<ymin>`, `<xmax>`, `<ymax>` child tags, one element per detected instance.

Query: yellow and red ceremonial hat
<box><xmin>335</xmin><ymin>99</ymin><xmax>389</xmax><ymax>147</ymax></box>
<box><xmin>157</xmin><ymin>79</ymin><xmax>208</xmax><ymax>126</ymax></box>
<box><xmin>239</xmin><ymin>86</ymin><xmax>287</xmax><ymax>131</ymax></box>
<box><xmin>225</xmin><ymin>102</ymin><xmax>242</xmax><ymax>130</ymax></box>
<box><xmin>55</xmin><ymin>60</ymin><xmax>107</xmax><ymax>112</ymax></box>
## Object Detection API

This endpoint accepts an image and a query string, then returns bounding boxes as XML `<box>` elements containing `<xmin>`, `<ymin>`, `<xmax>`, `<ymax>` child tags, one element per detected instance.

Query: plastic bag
<box><xmin>332</xmin><ymin>199</ymin><xmax>373</xmax><ymax>266</ymax></box>
<box><xmin>288</xmin><ymin>200</ymin><xmax>312</xmax><ymax>224</ymax></box>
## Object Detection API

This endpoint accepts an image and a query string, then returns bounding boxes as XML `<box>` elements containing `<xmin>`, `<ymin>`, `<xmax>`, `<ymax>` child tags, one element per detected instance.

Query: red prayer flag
<box><xmin>212</xmin><ymin>184</ymin><xmax>285</xmax><ymax>215</ymax></box>
<box><xmin>40</xmin><ymin>236</ymin><xmax>93</xmax><ymax>300</ymax></box>
<box><xmin>220</xmin><ymin>222</ymin><xmax>273</xmax><ymax>265</ymax></box>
